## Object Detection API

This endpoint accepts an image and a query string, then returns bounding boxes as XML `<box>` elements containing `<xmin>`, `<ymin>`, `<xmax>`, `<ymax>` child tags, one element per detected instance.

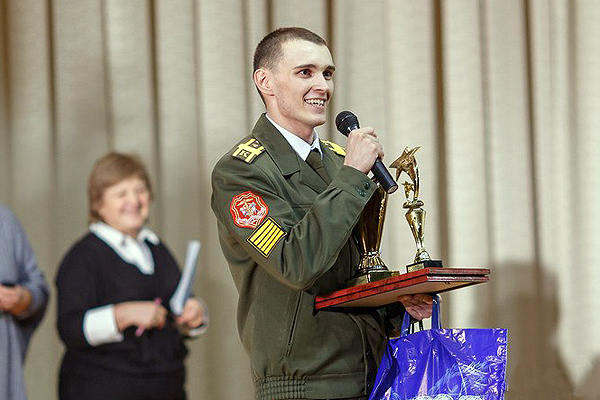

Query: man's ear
<box><xmin>254</xmin><ymin>68</ymin><xmax>273</xmax><ymax>97</ymax></box>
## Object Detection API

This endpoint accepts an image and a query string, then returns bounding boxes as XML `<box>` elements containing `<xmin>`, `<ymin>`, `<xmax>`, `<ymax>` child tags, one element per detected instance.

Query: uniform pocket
<box><xmin>284</xmin><ymin>291</ymin><xmax>303</xmax><ymax>357</ymax></box>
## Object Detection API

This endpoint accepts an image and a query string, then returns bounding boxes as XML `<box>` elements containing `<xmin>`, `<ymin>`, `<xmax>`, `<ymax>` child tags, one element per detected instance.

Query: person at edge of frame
<box><xmin>0</xmin><ymin>203</ymin><xmax>49</xmax><ymax>400</ymax></box>
<box><xmin>211</xmin><ymin>27</ymin><xmax>432</xmax><ymax>400</ymax></box>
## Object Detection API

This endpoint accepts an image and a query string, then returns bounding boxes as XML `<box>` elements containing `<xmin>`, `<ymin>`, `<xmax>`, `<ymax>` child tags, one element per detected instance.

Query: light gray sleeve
<box><xmin>9</xmin><ymin>211</ymin><xmax>49</xmax><ymax>321</ymax></box>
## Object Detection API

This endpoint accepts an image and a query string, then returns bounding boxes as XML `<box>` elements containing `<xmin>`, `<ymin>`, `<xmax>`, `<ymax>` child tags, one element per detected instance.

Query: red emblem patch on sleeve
<box><xmin>230</xmin><ymin>191</ymin><xmax>269</xmax><ymax>229</ymax></box>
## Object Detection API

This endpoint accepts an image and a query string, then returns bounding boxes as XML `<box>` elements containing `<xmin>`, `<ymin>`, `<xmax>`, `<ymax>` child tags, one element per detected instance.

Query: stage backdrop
<box><xmin>1</xmin><ymin>0</ymin><xmax>599</xmax><ymax>399</ymax></box>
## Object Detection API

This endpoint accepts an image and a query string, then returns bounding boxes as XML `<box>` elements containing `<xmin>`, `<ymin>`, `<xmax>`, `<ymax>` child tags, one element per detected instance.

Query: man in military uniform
<box><xmin>211</xmin><ymin>27</ymin><xmax>432</xmax><ymax>400</ymax></box>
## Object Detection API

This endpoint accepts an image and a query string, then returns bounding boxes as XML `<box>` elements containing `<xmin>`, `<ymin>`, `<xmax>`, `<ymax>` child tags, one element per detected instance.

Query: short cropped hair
<box><xmin>253</xmin><ymin>27</ymin><xmax>327</xmax><ymax>72</ymax></box>
<box><xmin>88</xmin><ymin>152</ymin><xmax>153</xmax><ymax>223</ymax></box>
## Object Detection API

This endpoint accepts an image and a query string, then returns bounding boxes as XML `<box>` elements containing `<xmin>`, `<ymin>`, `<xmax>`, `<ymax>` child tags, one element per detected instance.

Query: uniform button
<box><xmin>364</xmin><ymin>181</ymin><xmax>371</xmax><ymax>190</ymax></box>
<box><xmin>358</xmin><ymin>189</ymin><xmax>366</xmax><ymax>197</ymax></box>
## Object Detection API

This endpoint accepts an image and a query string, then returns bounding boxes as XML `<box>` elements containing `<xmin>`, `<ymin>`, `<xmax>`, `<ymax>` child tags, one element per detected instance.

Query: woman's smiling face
<box><xmin>97</xmin><ymin>176</ymin><xmax>150</xmax><ymax>237</ymax></box>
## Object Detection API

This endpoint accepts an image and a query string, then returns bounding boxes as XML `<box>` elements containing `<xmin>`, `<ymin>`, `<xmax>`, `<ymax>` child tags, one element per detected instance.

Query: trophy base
<box><xmin>347</xmin><ymin>270</ymin><xmax>400</xmax><ymax>287</ymax></box>
<box><xmin>406</xmin><ymin>259</ymin><xmax>443</xmax><ymax>273</ymax></box>
<box><xmin>316</xmin><ymin>267</ymin><xmax>491</xmax><ymax>309</ymax></box>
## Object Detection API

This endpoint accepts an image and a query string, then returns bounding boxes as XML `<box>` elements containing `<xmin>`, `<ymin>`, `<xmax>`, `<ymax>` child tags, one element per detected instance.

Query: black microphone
<box><xmin>335</xmin><ymin>111</ymin><xmax>398</xmax><ymax>194</ymax></box>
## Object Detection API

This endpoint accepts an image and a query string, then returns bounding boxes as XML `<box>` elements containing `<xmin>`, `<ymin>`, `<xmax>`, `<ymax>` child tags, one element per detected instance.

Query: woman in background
<box><xmin>56</xmin><ymin>152</ymin><xmax>208</xmax><ymax>400</ymax></box>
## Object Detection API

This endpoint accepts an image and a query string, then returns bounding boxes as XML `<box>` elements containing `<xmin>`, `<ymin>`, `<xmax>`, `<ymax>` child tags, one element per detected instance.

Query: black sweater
<box><xmin>56</xmin><ymin>233</ymin><xmax>187</xmax><ymax>375</ymax></box>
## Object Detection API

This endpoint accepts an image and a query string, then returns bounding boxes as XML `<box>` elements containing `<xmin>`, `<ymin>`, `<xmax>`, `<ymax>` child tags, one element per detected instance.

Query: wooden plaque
<box><xmin>314</xmin><ymin>267</ymin><xmax>490</xmax><ymax>309</ymax></box>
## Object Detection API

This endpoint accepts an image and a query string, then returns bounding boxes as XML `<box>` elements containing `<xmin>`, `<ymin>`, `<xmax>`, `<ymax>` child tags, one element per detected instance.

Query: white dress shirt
<box><xmin>265</xmin><ymin>114</ymin><xmax>324</xmax><ymax>160</ymax></box>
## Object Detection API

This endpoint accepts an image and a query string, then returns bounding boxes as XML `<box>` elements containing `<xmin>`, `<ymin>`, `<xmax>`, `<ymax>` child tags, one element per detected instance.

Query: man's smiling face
<box><xmin>263</xmin><ymin>39</ymin><xmax>335</xmax><ymax>141</ymax></box>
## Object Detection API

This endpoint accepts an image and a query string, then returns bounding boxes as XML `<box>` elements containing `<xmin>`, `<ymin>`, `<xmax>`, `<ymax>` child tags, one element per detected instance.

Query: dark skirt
<box><xmin>59</xmin><ymin>359</ymin><xmax>186</xmax><ymax>400</ymax></box>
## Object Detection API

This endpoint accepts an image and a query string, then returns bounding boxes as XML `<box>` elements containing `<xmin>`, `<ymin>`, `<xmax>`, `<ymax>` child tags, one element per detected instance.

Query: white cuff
<box><xmin>83</xmin><ymin>304</ymin><xmax>124</xmax><ymax>346</ymax></box>
<box><xmin>186</xmin><ymin>299</ymin><xmax>209</xmax><ymax>337</ymax></box>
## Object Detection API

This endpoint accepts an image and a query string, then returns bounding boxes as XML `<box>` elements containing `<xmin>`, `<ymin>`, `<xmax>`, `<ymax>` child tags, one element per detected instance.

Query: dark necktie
<box><xmin>305</xmin><ymin>148</ymin><xmax>331</xmax><ymax>184</ymax></box>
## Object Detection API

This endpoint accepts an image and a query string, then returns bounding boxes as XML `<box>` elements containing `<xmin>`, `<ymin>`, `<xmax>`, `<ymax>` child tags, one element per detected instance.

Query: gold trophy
<box><xmin>347</xmin><ymin>181</ymin><xmax>399</xmax><ymax>286</ymax></box>
<box><xmin>390</xmin><ymin>147</ymin><xmax>443</xmax><ymax>273</ymax></box>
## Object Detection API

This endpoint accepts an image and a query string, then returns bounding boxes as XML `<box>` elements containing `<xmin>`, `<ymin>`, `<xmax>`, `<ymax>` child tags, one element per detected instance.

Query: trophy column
<box><xmin>391</xmin><ymin>147</ymin><xmax>443</xmax><ymax>273</ymax></box>
<box><xmin>347</xmin><ymin>182</ymin><xmax>398</xmax><ymax>286</ymax></box>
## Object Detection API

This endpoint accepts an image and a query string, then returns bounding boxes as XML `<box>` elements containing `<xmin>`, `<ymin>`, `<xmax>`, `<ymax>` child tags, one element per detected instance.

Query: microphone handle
<box><xmin>372</xmin><ymin>159</ymin><xmax>398</xmax><ymax>194</ymax></box>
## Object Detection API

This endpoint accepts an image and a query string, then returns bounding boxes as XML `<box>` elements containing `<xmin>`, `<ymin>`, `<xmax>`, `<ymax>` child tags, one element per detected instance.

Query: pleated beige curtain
<box><xmin>1</xmin><ymin>0</ymin><xmax>599</xmax><ymax>399</ymax></box>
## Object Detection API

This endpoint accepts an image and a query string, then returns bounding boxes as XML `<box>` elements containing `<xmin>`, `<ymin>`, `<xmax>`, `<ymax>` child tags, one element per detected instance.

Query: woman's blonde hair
<box><xmin>88</xmin><ymin>152</ymin><xmax>153</xmax><ymax>223</ymax></box>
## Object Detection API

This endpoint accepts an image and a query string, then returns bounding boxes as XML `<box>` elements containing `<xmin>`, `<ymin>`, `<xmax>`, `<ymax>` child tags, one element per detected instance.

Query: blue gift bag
<box><xmin>369</xmin><ymin>297</ymin><xmax>507</xmax><ymax>400</ymax></box>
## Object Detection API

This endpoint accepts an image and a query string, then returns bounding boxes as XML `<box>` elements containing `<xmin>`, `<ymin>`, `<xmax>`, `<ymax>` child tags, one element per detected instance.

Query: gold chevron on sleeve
<box><xmin>247</xmin><ymin>217</ymin><xmax>286</xmax><ymax>258</ymax></box>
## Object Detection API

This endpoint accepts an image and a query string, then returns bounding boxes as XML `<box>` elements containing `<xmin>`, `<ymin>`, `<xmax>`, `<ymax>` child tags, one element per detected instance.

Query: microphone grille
<box><xmin>335</xmin><ymin>111</ymin><xmax>359</xmax><ymax>136</ymax></box>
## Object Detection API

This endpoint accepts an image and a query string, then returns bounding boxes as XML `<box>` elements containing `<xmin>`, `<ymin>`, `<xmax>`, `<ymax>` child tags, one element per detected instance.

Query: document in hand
<box><xmin>169</xmin><ymin>240</ymin><xmax>201</xmax><ymax>316</ymax></box>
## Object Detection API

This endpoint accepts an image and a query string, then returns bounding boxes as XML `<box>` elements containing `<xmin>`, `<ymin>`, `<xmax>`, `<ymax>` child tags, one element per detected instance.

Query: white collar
<box><xmin>89</xmin><ymin>222</ymin><xmax>159</xmax><ymax>275</ymax></box>
<box><xmin>265</xmin><ymin>114</ymin><xmax>323</xmax><ymax>161</ymax></box>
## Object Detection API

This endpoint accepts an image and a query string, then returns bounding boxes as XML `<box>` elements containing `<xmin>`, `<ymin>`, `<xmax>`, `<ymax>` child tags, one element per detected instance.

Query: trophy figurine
<box><xmin>347</xmin><ymin>181</ymin><xmax>399</xmax><ymax>286</ymax></box>
<box><xmin>390</xmin><ymin>147</ymin><xmax>443</xmax><ymax>273</ymax></box>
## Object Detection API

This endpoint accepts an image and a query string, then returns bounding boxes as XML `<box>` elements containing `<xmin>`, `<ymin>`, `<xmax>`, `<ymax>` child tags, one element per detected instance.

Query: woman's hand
<box><xmin>177</xmin><ymin>298</ymin><xmax>206</xmax><ymax>329</ymax></box>
<box><xmin>0</xmin><ymin>284</ymin><xmax>32</xmax><ymax>316</ymax></box>
<box><xmin>398</xmin><ymin>293</ymin><xmax>434</xmax><ymax>320</ymax></box>
<box><xmin>114</xmin><ymin>300</ymin><xmax>167</xmax><ymax>332</ymax></box>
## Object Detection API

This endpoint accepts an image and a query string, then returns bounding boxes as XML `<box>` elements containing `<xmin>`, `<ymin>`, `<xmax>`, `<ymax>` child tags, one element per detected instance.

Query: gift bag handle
<box><xmin>400</xmin><ymin>294</ymin><xmax>441</xmax><ymax>336</ymax></box>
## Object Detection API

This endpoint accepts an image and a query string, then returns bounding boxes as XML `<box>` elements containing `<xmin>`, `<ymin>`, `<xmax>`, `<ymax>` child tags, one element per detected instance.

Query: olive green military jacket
<box><xmin>211</xmin><ymin>115</ymin><xmax>395</xmax><ymax>400</ymax></box>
